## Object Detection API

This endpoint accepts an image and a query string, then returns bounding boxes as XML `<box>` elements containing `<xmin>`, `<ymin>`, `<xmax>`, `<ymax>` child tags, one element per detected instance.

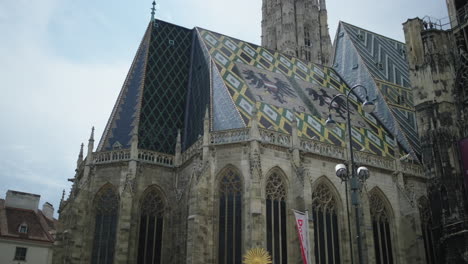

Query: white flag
<box><xmin>294</xmin><ymin>210</ymin><xmax>311</xmax><ymax>264</ymax></box>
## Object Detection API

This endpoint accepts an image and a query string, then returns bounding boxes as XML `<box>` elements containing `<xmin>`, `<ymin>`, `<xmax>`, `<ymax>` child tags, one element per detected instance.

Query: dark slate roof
<box><xmin>0</xmin><ymin>199</ymin><xmax>56</xmax><ymax>243</ymax></box>
<box><xmin>97</xmin><ymin>21</ymin><xmax>192</xmax><ymax>154</ymax></box>
<box><xmin>333</xmin><ymin>21</ymin><xmax>421</xmax><ymax>158</ymax></box>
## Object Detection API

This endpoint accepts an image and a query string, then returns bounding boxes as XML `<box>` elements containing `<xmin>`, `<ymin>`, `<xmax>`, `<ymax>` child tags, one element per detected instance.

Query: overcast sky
<box><xmin>0</xmin><ymin>0</ymin><xmax>448</xmax><ymax>216</ymax></box>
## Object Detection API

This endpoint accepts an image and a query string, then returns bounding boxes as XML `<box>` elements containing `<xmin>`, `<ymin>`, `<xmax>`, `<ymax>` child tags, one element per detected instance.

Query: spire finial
<box><xmin>89</xmin><ymin>126</ymin><xmax>95</xmax><ymax>141</ymax></box>
<box><xmin>151</xmin><ymin>1</ymin><xmax>156</xmax><ymax>21</ymax></box>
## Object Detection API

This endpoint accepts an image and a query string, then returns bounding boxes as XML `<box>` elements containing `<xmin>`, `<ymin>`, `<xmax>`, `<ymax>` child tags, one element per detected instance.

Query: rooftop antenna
<box><xmin>151</xmin><ymin>1</ymin><xmax>156</xmax><ymax>21</ymax></box>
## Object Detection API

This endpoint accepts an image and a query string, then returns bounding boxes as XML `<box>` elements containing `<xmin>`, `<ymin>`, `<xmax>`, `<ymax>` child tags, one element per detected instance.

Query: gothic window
<box><xmin>440</xmin><ymin>186</ymin><xmax>450</xmax><ymax>217</ymax></box>
<box><xmin>218</xmin><ymin>168</ymin><xmax>243</xmax><ymax>264</ymax></box>
<box><xmin>266</xmin><ymin>171</ymin><xmax>287</xmax><ymax>264</ymax></box>
<box><xmin>304</xmin><ymin>27</ymin><xmax>311</xmax><ymax>46</ymax></box>
<box><xmin>312</xmin><ymin>183</ymin><xmax>341</xmax><ymax>264</ymax></box>
<box><xmin>91</xmin><ymin>185</ymin><xmax>119</xmax><ymax>264</ymax></box>
<box><xmin>418</xmin><ymin>197</ymin><xmax>437</xmax><ymax>264</ymax></box>
<box><xmin>304</xmin><ymin>27</ymin><xmax>311</xmax><ymax>61</ymax></box>
<box><xmin>137</xmin><ymin>187</ymin><xmax>165</xmax><ymax>264</ymax></box>
<box><xmin>369</xmin><ymin>191</ymin><xmax>394</xmax><ymax>264</ymax></box>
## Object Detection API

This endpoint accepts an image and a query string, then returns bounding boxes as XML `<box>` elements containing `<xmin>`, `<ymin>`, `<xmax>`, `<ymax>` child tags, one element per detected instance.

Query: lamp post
<box><xmin>324</xmin><ymin>84</ymin><xmax>375</xmax><ymax>264</ymax></box>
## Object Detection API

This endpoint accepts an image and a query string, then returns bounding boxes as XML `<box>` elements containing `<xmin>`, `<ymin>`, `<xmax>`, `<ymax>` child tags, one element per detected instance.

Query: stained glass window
<box><xmin>266</xmin><ymin>171</ymin><xmax>287</xmax><ymax>264</ymax></box>
<box><xmin>137</xmin><ymin>187</ymin><xmax>165</xmax><ymax>264</ymax></box>
<box><xmin>369</xmin><ymin>191</ymin><xmax>394</xmax><ymax>264</ymax></box>
<box><xmin>218</xmin><ymin>169</ymin><xmax>242</xmax><ymax>264</ymax></box>
<box><xmin>418</xmin><ymin>197</ymin><xmax>437</xmax><ymax>264</ymax></box>
<box><xmin>91</xmin><ymin>185</ymin><xmax>119</xmax><ymax>264</ymax></box>
<box><xmin>312</xmin><ymin>183</ymin><xmax>340</xmax><ymax>264</ymax></box>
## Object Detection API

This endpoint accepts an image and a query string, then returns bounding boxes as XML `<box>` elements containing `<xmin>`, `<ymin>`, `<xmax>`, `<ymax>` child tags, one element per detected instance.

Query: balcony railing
<box><xmin>88</xmin><ymin>127</ymin><xmax>424</xmax><ymax>177</ymax></box>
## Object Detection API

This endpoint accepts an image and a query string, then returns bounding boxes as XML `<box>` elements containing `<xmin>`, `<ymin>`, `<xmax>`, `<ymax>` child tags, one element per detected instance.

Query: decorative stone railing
<box><xmin>354</xmin><ymin>151</ymin><xmax>396</xmax><ymax>171</ymax></box>
<box><xmin>299</xmin><ymin>138</ymin><xmax>346</xmax><ymax>160</ymax></box>
<box><xmin>259</xmin><ymin>128</ymin><xmax>292</xmax><ymax>148</ymax></box>
<box><xmin>94</xmin><ymin>149</ymin><xmax>131</xmax><ymax>164</ymax></box>
<box><xmin>93</xmin><ymin>149</ymin><xmax>174</xmax><ymax>167</ymax></box>
<box><xmin>210</xmin><ymin>128</ymin><xmax>250</xmax><ymax>145</ymax></box>
<box><xmin>138</xmin><ymin>149</ymin><xmax>174</xmax><ymax>166</ymax></box>
<box><xmin>180</xmin><ymin>137</ymin><xmax>203</xmax><ymax>164</ymax></box>
<box><xmin>400</xmin><ymin>161</ymin><xmax>424</xmax><ymax>177</ymax></box>
<box><xmin>90</xmin><ymin>128</ymin><xmax>425</xmax><ymax>177</ymax></box>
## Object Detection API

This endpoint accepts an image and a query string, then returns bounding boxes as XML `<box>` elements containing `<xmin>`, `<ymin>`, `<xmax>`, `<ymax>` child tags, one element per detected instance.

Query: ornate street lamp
<box><xmin>325</xmin><ymin>84</ymin><xmax>375</xmax><ymax>264</ymax></box>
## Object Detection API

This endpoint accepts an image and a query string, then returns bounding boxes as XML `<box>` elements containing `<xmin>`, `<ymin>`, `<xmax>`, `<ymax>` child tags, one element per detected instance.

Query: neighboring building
<box><xmin>52</xmin><ymin>1</ymin><xmax>432</xmax><ymax>263</ymax></box>
<box><xmin>261</xmin><ymin>0</ymin><xmax>332</xmax><ymax>65</ymax></box>
<box><xmin>0</xmin><ymin>190</ymin><xmax>56</xmax><ymax>264</ymax></box>
<box><xmin>400</xmin><ymin>2</ymin><xmax>468</xmax><ymax>261</ymax></box>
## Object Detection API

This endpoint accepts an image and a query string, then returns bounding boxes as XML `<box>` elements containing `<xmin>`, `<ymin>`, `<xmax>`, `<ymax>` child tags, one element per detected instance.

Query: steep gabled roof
<box><xmin>97</xmin><ymin>21</ymin><xmax>193</xmax><ymax>154</ymax></box>
<box><xmin>194</xmin><ymin>27</ymin><xmax>399</xmax><ymax>157</ymax></box>
<box><xmin>96</xmin><ymin>19</ymin><xmax>412</xmax><ymax>158</ymax></box>
<box><xmin>333</xmin><ymin>21</ymin><xmax>420</xmax><ymax>158</ymax></box>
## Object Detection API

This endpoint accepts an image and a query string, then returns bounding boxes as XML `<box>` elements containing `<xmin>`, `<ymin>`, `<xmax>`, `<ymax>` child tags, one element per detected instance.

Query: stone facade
<box><xmin>261</xmin><ymin>0</ymin><xmax>332</xmax><ymax>66</ymax></box>
<box><xmin>53</xmin><ymin>116</ymin><xmax>429</xmax><ymax>263</ymax></box>
<box><xmin>403</xmin><ymin>17</ymin><xmax>468</xmax><ymax>263</ymax></box>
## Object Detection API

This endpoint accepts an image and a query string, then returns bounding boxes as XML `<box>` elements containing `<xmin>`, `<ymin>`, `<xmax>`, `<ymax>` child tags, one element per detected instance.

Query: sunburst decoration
<box><xmin>243</xmin><ymin>248</ymin><xmax>272</xmax><ymax>264</ymax></box>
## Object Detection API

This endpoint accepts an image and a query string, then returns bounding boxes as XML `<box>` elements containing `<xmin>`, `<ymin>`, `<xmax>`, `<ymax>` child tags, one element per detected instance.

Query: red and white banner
<box><xmin>294</xmin><ymin>210</ymin><xmax>311</xmax><ymax>264</ymax></box>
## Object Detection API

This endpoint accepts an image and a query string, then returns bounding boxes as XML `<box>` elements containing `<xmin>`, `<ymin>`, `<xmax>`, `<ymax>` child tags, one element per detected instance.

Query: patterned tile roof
<box><xmin>97</xmin><ymin>19</ymin><xmax>418</xmax><ymax>158</ymax></box>
<box><xmin>333</xmin><ymin>21</ymin><xmax>420</xmax><ymax>158</ymax></box>
<box><xmin>197</xmin><ymin>28</ymin><xmax>399</xmax><ymax>157</ymax></box>
<box><xmin>98</xmin><ymin>21</ymin><xmax>192</xmax><ymax>154</ymax></box>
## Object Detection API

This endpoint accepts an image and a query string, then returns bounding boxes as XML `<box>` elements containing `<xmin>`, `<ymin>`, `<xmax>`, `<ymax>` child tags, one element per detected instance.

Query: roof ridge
<box><xmin>339</xmin><ymin>21</ymin><xmax>405</xmax><ymax>45</ymax></box>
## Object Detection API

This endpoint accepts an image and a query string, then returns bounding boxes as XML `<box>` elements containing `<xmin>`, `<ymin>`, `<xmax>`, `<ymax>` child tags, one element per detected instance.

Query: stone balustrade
<box><xmin>93</xmin><ymin>149</ymin><xmax>174</xmax><ymax>167</ymax></box>
<box><xmin>138</xmin><ymin>149</ymin><xmax>174</xmax><ymax>166</ymax></box>
<box><xmin>94</xmin><ymin>149</ymin><xmax>131</xmax><ymax>164</ymax></box>
<box><xmin>299</xmin><ymin>138</ymin><xmax>346</xmax><ymax>160</ymax></box>
<box><xmin>259</xmin><ymin>128</ymin><xmax>292</xmax><ymax>148</ymax></box>
<box><xmin>210</xmin><ymin>128</ymin><xmax>250</xmax><ymax>145</ymax></box>
<box><xmin>400</xmin><ymin>161</ymin><xmax>424</xmax><ymax>177</ymax></box>
<box><xmin>90</xmin><ymin>128</ymin><xmax>425</xmax><ymax>178</ymax></box>
<box><xmin>354</xmin><ymin>151</ymin><xmax>396</xmax><ymax>171</ymax></box>
<box><xmin>180</xmin><ymin>138</ymin><xmax>203</xmax><ymax>164</ymax></box>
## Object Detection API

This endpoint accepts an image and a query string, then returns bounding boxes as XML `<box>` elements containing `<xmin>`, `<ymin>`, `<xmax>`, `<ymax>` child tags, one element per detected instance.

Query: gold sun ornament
<box><xmin>243</xmin><ymin>247</ymin><xmax>272</xmax><ymax>264</ymax></box>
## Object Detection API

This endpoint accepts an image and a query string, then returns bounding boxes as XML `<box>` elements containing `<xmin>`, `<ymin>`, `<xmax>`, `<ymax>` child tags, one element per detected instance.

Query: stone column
<box><xmin>114</xmin><ymin>132</ymin><xmax>138</xmax><ymax>264</ymax></box>
<box><xmin>248</xmin><ymin>109</ymin><xmax>265</xmax><ymax>249</ymax></box>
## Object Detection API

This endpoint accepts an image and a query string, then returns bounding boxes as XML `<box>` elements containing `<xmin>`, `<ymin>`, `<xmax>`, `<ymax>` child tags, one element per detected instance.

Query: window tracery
<box><xmin>418</xmin><ymin>197</ymin><xmax>437</xmax><ymax>264</ymax></box>
<box><xmin>137</xmin><ymin>188</ymin><xmax>165</xmax><ymax>264</ymax></box>
<box><xmin>369</xmin><ymin>191</ymin><xmax>394</xmax><ymax>264</ymax></box>
<box><xmin>265</xmin><ymin>171</ymin><xmax>287</xmax><ymax>264</ymax></box>
<box><xmin>91</xmin><ymin>185</ymin><xmax>119</xmax><ymax>264</ymax></box>
<box><xmin>218</xmin><ymin>168</ymin><xmax>242</xmax><ymax>264</ymax></box>
<box><xmin>312</xmin><ymin>183</ymin><xmax>340</xmax><ymax>264</ymax></box>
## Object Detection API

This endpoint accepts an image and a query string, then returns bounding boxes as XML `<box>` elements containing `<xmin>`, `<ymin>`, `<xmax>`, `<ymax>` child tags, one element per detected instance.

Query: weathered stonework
<box><xmin>404</xmin><ymin>17</ymin><xmax>468</xmax><ymax>263</ymax></box>
<box><xmin>261</xmin><ymin>0</ymin><xmax>332</xmax><ymax>65</ymax></box>
<box><xmin>53</xmin><ymin>123</ymin><xmax>429</xmax><ymax>264</ymax></box>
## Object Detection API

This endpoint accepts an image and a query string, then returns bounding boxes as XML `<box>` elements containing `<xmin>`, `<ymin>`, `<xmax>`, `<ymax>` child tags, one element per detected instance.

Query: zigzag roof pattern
<box><xmin>97</xmin><ymin>19</ymin><xmax>411</xmax><ymax>158</ymax></box>
<box><xmin>333</xmin><ymin>21</ymin><xmax>421</xmax><ymax>158</ymax></box>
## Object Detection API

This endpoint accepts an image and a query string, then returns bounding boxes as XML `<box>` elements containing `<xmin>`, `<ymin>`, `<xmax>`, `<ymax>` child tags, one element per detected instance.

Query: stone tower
<box><xmin>261</xmin><ymin>0</ymin><xmax>332</xmax><ymax>65</ymax></box>
<box><xmin>403</xmin><ymin>18</ymin><xmax>468</xmax><ymax>263</ymax></box>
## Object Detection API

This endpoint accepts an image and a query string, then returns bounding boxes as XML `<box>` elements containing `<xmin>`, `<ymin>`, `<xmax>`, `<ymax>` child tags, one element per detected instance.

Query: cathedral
<box><xmin>53</xmin><ymin>0</ymin><xmax>468</xmax><ymax>263</ymax></box>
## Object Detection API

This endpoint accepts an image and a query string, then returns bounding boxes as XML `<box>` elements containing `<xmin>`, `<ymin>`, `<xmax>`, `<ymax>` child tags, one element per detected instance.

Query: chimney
<box><xmin>42</xmin><ymin>202</ymin><xmax>54</xmax><ymax>219</ymax></box>
<box><xmin>5</xmin><ymin>190</ymin><xmax>40</xmax><ymax>212</ymax></box>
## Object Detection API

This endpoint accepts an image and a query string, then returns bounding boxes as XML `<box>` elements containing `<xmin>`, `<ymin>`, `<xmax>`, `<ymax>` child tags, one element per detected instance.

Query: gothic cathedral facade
<box><xmin>52</xmin><ymin>0</ymin><xmax>461</xmax><ymax>263</ymax></box>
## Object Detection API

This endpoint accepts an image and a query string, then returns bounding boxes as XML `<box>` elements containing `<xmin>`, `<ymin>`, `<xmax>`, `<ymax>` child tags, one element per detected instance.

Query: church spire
<box><xmin>151</xmin><ymin>1</ymin><xmax>156</xmax><ymax>21</ymax></box>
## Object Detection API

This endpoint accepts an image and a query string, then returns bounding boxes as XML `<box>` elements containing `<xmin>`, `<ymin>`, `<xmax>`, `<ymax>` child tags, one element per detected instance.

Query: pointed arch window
<box><xmin>312</xmin><ymin>183</ymin><xmax>340</xmax><ymax>264</ymax></box>
<box><xmin>91</xmin><ymin>186</ymin><xmax>119</xmax><ymax>264</ymax></box>
<box><xmin>418</xmin><ymin>197</ymin><xmax>437</xmax><ymax>264</ymax></box>
<box><xmin>137</xmin><ymin>188</ymin><xmax>165</xmax><ymax>264</ymax></box>
<box><xmin>369</xmin><ymin>192</ymin><xmax>394</xmax><ymax>264</ymax></box>
<box><xmin>266</xmin><ymin>171</ymin><xmax>287</xmax><ymax>264</ymax></box>
<box><xmin>218</xmin><ymin>168</ymin><xmax>242</xmax><ymax>264</ymax></box>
